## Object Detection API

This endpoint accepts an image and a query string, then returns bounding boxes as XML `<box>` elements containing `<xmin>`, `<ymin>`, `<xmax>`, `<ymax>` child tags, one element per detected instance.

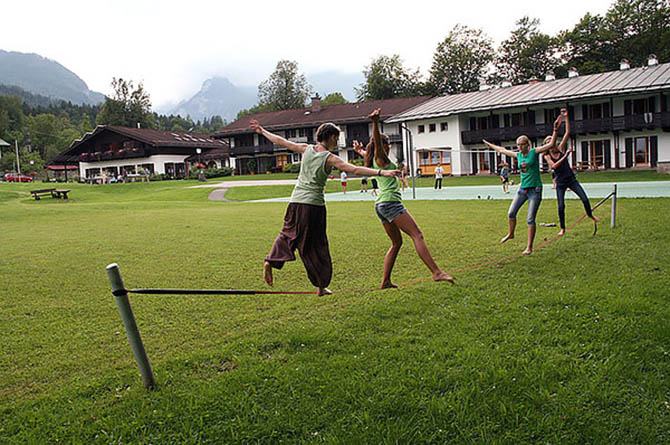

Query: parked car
<box><xmin>4</xmin><ymin>173</ymin><xmax>33</xmax><ymax>183</ymax></box>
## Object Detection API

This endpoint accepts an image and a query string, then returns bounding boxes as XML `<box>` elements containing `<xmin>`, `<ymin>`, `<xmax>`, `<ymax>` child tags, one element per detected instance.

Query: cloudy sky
<box><xmin>4</xmin><ymin>0</ymin><xmax>614</xmax><ymax>108</ymax></box>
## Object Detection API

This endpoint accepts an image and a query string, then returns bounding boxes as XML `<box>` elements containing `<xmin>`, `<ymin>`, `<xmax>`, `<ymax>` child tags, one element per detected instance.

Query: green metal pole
<box><xmin>106</xmin><ymin>263</ymin><xmax>156</xmax><ymax>390</ymax></box>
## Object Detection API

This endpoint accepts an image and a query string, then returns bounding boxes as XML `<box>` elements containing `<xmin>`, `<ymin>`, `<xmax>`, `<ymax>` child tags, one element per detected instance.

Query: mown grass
<box><xmin>0</xmin><ymin>178</ymin><xmax>668</xmax><ymax>443</ymax></box>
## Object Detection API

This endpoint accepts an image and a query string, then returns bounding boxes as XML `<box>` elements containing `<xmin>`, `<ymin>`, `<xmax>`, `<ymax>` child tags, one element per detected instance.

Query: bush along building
<box><xmin>387</xmin><ymin>56</ymin><xmax>670</xmax><ymax>176</ymax></box>
<box><xmin>52</xmin><ymin>125</ymin><xmax>229</xmax><ymax>180</ymax></box>
<box><xmin>213</xmin><ymin>96</ymin><xmax>431</xmax><ymax>175</ymax></box>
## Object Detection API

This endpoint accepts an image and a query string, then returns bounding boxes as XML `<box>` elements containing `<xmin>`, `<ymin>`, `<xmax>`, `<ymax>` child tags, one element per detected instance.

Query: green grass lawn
<box><xmin>1</xmin><ymin>178</ymin><xmax>669</xmax><ymax>443</ymax></box>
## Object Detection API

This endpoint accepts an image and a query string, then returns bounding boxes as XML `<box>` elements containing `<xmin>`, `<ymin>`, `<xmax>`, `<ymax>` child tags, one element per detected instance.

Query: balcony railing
<box><xmin>79</xmin><ymin>148</ymin><xmax>146</xmax><ymax>162</ymax></box>
<box><xmin>461</xmin><ymin>113</ymin><xmax>670</xmax><ymax>144</ymax></box>
<box><xmin>230</xmin><ymin>144</ymin><xmax>292</xmax><ymax>156</ymax></box>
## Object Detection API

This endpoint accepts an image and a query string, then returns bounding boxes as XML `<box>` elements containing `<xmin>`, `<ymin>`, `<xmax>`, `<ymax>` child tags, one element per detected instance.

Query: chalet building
<box><xmin>52</xmin><ymin>125</ymin><xmax>229</xmax><ymax>180</ymax></box>
<box><xmin>213</xmin><ymin>96</ymin><xmax>431</xmax><ymax>175</ymax></box>
<box><xmin>387</xmin><ymin>57</ymin><xmax>670</xmax><ymax>176</ymax></box>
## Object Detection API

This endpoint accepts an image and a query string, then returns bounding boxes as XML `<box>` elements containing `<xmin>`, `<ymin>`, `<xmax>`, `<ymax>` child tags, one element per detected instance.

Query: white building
<box><xmin>387</xmin><ymin>58</ymin><xmax>670</xmax><ymax>176</ymax></box>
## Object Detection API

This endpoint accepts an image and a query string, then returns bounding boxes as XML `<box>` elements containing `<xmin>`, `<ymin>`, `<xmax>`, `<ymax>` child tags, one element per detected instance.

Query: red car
<box><xmin>4</xmin><ymin>173</ymin><xmax>33</xmax><ymax>183</ymax></box>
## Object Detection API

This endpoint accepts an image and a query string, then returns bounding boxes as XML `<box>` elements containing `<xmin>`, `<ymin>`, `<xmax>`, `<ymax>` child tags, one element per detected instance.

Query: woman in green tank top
<box><xmin>482</xmin><ymin>113</ymin><xmax>563</xmax><ymax>255</ymax></box>
<box><xmin>250</xmin><ymin>119</ymin><xmax>399</xmax><ymax>295</ymax></box>
<box><xmin>355</xmin><ymin>109</ymin><xmax>453</xmax><ymax>288</ymax></box>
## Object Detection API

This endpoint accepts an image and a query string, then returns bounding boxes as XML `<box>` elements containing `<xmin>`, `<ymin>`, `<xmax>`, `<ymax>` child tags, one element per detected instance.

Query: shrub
<box><xmin>289</xmin><ymin>162</ymin><xmax>301</xmax><ymax>173</ymax></box>
<box><xmin>282</xmin><ymin>163</ymin><xmax>293</xmax><ymax>173</ymax></box>
<box><xmin>204</xmin><ymin>167</ymin><xmax>233</xmax><ymax>178</ymax></box>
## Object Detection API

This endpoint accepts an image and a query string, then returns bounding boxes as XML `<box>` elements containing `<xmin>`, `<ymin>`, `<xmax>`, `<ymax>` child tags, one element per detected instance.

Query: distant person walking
<box><xmin>434</xmin><ymin>164</ymin><xmax>444</xmax><ymax>189</ymax></box>
<box><xmin>340</xmin><ymin>171</ymin><xmax>348</xmax><ymax>194</ymax></box>
<box><xmin>499</xmin><ymin>162</ymin><xmax>510</xmax><ymax>194</ymax></box>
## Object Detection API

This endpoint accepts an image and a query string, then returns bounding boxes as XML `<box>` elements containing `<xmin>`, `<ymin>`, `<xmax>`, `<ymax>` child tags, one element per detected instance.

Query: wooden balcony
<box><xmin>230</xmin><ymin>144</ymin><xmax>287</xmax><ymax>157</ymax></box>
<box><xmin>612</xmin><ymin>112</ymin><xmax>670</xmax><ymax>131</ymax></box>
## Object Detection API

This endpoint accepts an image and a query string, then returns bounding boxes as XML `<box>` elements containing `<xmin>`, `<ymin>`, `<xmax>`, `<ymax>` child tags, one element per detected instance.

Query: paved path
<box><xmin>249</xmin><ymin>181</ymin><xmax>670</xmax><ymax>203</ymax></box>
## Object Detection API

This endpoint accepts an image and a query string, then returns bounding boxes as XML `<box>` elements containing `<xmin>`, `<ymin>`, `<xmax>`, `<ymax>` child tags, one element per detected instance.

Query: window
<box><xmin>286</xmin><ymin>129</ymin><xmax>297</xmax><ymax>138</ymax></box>
<box><xmin>429</xmin><ymin>123</ymin><xmax>436</xmax><ymax>133</ymax></box>
<box><xmin>635</xmin><ymin>137</ymin><xmax>649</xmax><ymax>165</ymax></box>
<box><xmin>420</xmin><ymin>152</ymin><xmax>430</xmax><ymax>165</ymax></box>
<box><xmin>430</xmin><ymin>151</ymin><xmax>440</xmax><ymax>164</ymax></box>
<box><xmin>418</xmin><ymin>125</ymin><xmax>425</xmax><ymax>134</ymax></box>
<box><xmin>140</xmin><ymin>163</ymin><xmax>154</xmax><ymax>174</ymax></box>
<box><xmin>293</xmin><ymin>153</ymin><xmax>301</xmax><ymax>162</ymax></box>
<box><xmin>276</xmin><ymin>155</ymin><xmax>289</xmax><ymax>167</ymax></box>
<box><xmin>440</xmin><ymin>122</ymin><xmax>448</xmax><ymax>132</ymax></box>
<box><xmin>298</xmin><ymin>128</ymin><xmax>306</xmax><ymax>137</ymax></box>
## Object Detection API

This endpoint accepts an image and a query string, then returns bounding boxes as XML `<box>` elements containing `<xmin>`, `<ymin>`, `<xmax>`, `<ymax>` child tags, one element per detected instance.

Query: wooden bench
<box><xmin>30</xmin><ymin>188</ymin><xmax>70</xmax><ymax>200</ymax></box>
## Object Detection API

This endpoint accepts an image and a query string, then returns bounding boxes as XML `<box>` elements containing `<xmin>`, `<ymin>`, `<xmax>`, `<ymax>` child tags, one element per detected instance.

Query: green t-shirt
<box><xmin>289</xmin><ymin>146</ymin><xmax>332</xmax><ymax>205</ymax></box>
<box><xmin>373</xmin><ymin>159</ymin><xmax>401</xmax><ymax>203</ymax></box>
<box><xmin>517</xmin><ymin>148</ymin><xmax>542</xmax><ymax>188</ymax></box>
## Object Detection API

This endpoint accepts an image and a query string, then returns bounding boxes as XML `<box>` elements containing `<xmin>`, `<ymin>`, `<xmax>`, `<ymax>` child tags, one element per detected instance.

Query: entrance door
<box><xmin>634</xmin><ymin>137</ymin><xmax>649</xmax><ymax>166</ymax></box>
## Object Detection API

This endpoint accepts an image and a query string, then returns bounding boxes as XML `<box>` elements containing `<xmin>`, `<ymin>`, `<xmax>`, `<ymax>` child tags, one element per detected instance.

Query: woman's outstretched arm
<box><xmin>250</xmin><ymin>119</ymin><xmax>307</xmax><ymax>153</ymax></box>
<box><xmin>483</xmin><ymin>139</ymin><xmax>516</xmax><ymax>158</ymax></box>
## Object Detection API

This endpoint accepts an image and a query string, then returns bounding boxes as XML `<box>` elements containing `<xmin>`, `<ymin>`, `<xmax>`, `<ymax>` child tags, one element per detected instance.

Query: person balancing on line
<box><xmin>354</xmin><ymin>109</ymin><xmax>453</xmax><ymax>287</ymax></box>
<box><xmin>543</xmin><ymin>108</ymin><xmax>600</xmax><ymax>236</ymax></box>
<box><xmin>482</xmin><ymin>113</ymin><xmax>563</xmax><ymax>255</ymax></box>
<box><xmin>250</xmin><ymin>119</ymin><xmax>400</xmax><ymax>296</ymax></box>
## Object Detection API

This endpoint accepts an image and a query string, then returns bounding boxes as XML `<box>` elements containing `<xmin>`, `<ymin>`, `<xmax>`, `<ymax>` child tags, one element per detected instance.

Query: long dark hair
<box><xmin>364</xmin><ymin>134</ymin><xmax>391</xmax><ymax>168</ymax></box>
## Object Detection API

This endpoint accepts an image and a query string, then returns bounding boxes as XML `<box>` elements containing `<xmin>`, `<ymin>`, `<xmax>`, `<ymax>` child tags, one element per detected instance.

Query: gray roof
<box><xmin>387</xmin><ymin>62</ymin><xmax>670</xmax><ymax>123</ymax></box>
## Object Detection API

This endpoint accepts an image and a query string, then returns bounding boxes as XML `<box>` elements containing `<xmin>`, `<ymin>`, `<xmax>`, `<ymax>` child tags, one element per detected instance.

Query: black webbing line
<box><xmin>126</xmin><ymin>288</ymin><xmax>315</xmax><ymax>296</ymax></box>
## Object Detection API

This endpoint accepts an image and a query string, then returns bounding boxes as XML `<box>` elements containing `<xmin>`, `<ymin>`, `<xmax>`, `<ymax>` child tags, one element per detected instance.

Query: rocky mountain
<box><xmin>0</xmin><ymin>50</ymin><xmax>105</xmax><ymax>105</ymax></box>
<box><xmin>169</xmin><ymin>77</ymin><xmax>257</xmax><ymax>122</ymax></box>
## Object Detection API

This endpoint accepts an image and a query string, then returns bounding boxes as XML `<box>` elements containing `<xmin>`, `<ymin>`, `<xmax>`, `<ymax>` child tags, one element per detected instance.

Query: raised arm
<box><xmin>250</xmin><ymin>120</ymin><xmax>307</xmax><ymax>153</ymax></box>
<box><xmin>536</xmin><ymin>114</ymin><xmax>563</xmax><ymax>154</ymax></box>
<box><xmin>544</xmin><ymin>146</ymin><xmax>573</xmax><ymax>169</ymax></box>
<box><xmin>557</xmin><ymin>108</ymin><xmax>570</xmax><ymax>152</ymax></box>
<box><xmin>369</xmin><ymin>108</ymin><xmax>391</xmax><ymax>168</ymax></box>
<box><xmin>483</xmin><ymin>139</ymin><xmax>516</xmax><ymax>158</ymax></box>
<box><xmin>326</xmin><ymin>154</ymin><xmax>399</xmax><ymax>177</ymax></box>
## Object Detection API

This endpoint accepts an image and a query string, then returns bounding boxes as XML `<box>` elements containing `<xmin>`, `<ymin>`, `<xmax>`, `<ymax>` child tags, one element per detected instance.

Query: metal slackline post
<box><xmin>106</xmin><ymin>263</ymin><xmax>156</xmax><ymax>390</ymax></box>
<box><xmin>611</xmin><ymin>184</ymin><xmax>617</xmax><ymax>229</ymax></box>
<box><xmin>400</xmin><ymin>123</ymin><xmax>416</xmax><ymax>200</ymax></box>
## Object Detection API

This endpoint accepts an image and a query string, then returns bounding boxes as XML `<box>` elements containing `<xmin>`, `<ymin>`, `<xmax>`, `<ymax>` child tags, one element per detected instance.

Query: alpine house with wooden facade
<box><xmin>386</xmin><ymin>57</ymin><xmax>670</xmax><ymax>176</ymax></box>
<box><xmin>213</xmin><ymin>96</ymin><xmax>431</xmax><ymax>175</ymax></box>
<box><xmin>52</xmin><ymin>125</ymin><xmax>229</xmax><ymax>180</ymax></box>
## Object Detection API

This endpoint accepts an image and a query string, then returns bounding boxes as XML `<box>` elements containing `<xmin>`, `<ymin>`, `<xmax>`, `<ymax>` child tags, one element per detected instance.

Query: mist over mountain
<box><xmin>0</xmin><ymin>50</ymin><xmax>105</xmax><ymax>105</ymax></box>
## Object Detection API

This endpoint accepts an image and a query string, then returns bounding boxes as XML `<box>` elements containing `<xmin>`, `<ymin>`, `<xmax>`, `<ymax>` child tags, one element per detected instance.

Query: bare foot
<box><xmin>558</xmin><ymin>229</ymin><xmax>566</xmax><ymax>236</ymax></box>
<box><xmin>500</xmin><ymin>233</ymin><xmax>514</xmax><ymax>244</ymax></box>
<box><xmin>522</xmin><ymin>248</ymin><xmax>532</xmax><ymax>255</ymax></box>
<box><xmin>317</xmin><ymin>287</ymin><xmax>332</xmax><ymax>296</ymax></box>
<box><xmin>591</xmin><ymin>215</ymin><xmax>600</xmax><ymax>223</ymax></box>
<box><xmin>433</xmin><ymin>271</ymin><xmax>455</xmax><ymax>284</ymax></box>
<box><xmin>263</xmin><ymin>261</ymin><xmax>273</xmax><ymax>286</ymax></box>
<box><xmin>381</xmin><ymin>281</ymin><xmax>398</xmax><ymax>289</ymax></box>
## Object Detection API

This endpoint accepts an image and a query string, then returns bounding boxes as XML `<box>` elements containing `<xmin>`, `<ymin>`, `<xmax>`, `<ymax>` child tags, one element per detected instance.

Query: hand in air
<box><xmin>368</xmin><ymin>108</ymin><xmax>381</xmax><ymax>121</ymax></box>
<box><xmin>561</xmin><ymin>108</ymin><xmax>568</xmax><ymax>117</ymax></box>
<box><xmin>250</xmin><ymin>119</ymin><xmax>262</xmax><ymax>134</ymax></box>
<box><xmin>353</xmin><ymin>140</ymin><xmax>366</xmax><ymax>155</ymax></box>
<box><xmin>553</xmin><ymin>114</ymin><xmax>564</xmax><ymax>130</ymax></box>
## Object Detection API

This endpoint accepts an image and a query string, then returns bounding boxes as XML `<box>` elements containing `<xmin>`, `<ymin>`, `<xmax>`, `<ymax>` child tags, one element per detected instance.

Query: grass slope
<box><xmin>0</xmin><ymin>178</ymin><xmax>668</xmax><ymax>443</ymax></box>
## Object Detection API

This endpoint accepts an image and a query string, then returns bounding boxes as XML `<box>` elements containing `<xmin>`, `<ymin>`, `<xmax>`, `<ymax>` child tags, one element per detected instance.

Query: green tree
<box><xmin>26</xmin><ymin>114</ymin><xmax>61</xmax><ymax>160</ymax></box>
<box><xmin>428</xmin><ymin>25</ymin><xmax>495</xmax><ymax>95</ymax></box>
<box><xmin>321</xmin><ymin>92</ymin><xmax>349</xmax><ymax>105</ymax></box>
<box><xmin>356</xmin><ymin>55</ymin><xmax>426</xmax><ymax>101</ymax></box>
<box><xmin>258</xmin><ymin>60</ymin><xmax>313</xmax><ymax>111</ymax></box>
<box><xmin>96</xmin><ymin>78</ymin><xmax>156</xmax><ymax>128</ymax></box>
<box><xmin>496</xmin><ymin>17</ymin><xmax>561</xmax><ymax>85</ymax></box>
<box><xmin>80</xmin><ymin>113</ymin><xmax>94</xmax><ymax>133</ymax></box>
<box><xmin>236</xmin><ymin>103</ymin><xmax>273</xmax><ymax>120</ymax></box>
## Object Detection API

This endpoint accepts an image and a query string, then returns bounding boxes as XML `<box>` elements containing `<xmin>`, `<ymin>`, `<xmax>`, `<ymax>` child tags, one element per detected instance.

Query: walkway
<box><xmin>250</xmin><ymin>181</ymin><xmax>670</xmax><ymax>202</ymax></box>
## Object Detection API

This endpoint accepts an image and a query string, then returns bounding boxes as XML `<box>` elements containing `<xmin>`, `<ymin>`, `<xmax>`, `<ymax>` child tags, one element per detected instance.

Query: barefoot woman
<box><xmin>251</xmin><ymin>119</ymin><xmax>399</xmax><ymax>295</ymax></box>
<box><xmin>355</xmin><ymin>109</ymin><xmax>453</xmax><ymax>288</ymax></box>
<box><xmin>543</xmin><ymin>109</ymin><xmax>600</xmax><ymax>236</ymax></box>
<box><xmin>483</xmin><ymin>114</ymin><xmax>563</xmax><ymax>255</ymax></box>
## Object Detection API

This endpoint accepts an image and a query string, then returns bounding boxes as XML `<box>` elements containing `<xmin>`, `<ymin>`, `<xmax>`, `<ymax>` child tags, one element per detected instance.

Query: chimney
<box><xmin>137</xmin><ymin>122</ymin><xmax>141</xmax><ymax>129</ymax></box>
<box><xmin>568</xmin><ymin>67</ymin><xmax>579</xmax><ymax>78</ymax></box>
<box><xmin>619</xmin><ymin>59</ymin><xmax>630</xmax><ymax>70</ymax></box>
<box><xmin>545</xmin><ymin>71</ymin><xmax>556</xmax><ymax>82</ymax></box>
<box><xmin>648</xmin><ymin>54</ymin><xmax>659</xmax><ymax>66</ymax></box>
<box><xmin>311</xmin><ymin>96</ymin><xmax>321</xmax><ymax>112</ymax></box>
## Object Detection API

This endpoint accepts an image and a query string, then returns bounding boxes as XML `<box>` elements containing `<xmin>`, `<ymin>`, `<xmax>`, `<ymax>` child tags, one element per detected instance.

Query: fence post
<box><xmin>611</xmin><ymin>184</ymin><xmax>616</xmax><ymax>228</ymax></box>
<box><xmin>106</xmin><ymin>263</ymin><xmax>156</xmax><ymax>390</ymax></box>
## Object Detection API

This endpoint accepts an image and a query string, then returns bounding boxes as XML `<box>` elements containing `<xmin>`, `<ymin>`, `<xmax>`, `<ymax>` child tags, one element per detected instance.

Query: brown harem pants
<box><xmin>265</xmin><ymin>202</ymin><xmax>332</xmax><ymax>288</ymax></box>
